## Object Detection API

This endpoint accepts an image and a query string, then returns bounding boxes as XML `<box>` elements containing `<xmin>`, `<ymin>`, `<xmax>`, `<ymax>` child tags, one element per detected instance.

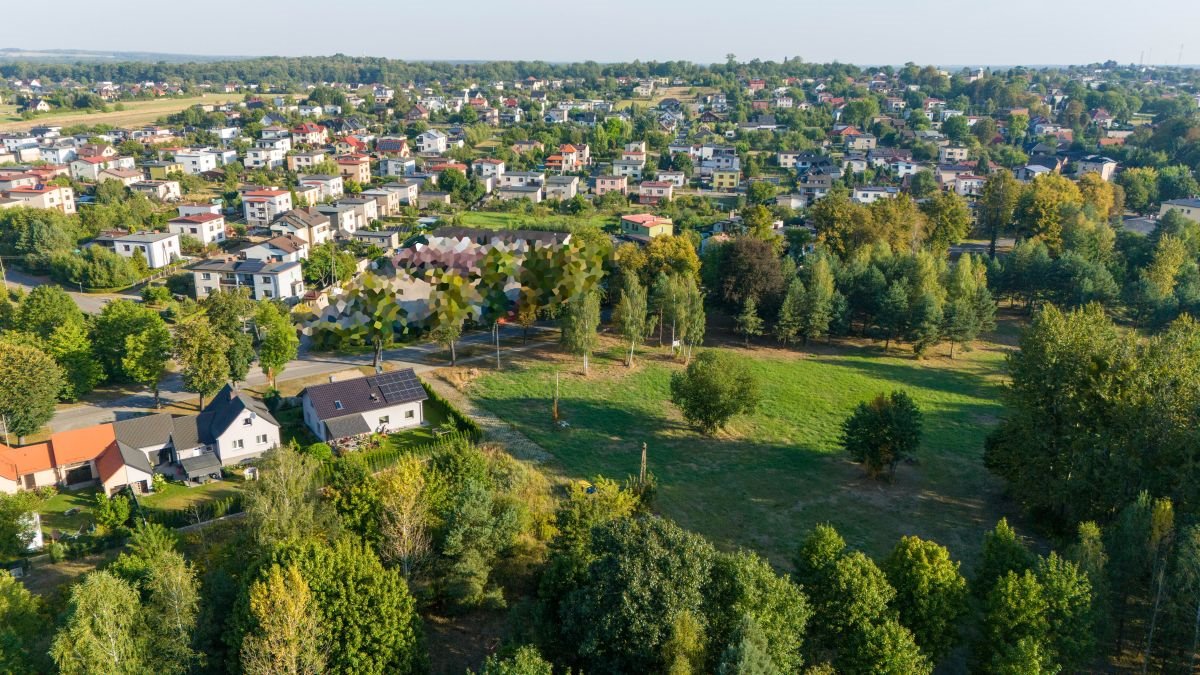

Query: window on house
<box><xmin>378</xmin><ymin>416</ymin><xmax>390</xmax><ymax>425</ymax></box>
<box><xmin>405</xmin><ymin>410</ymin><xmax>415</xmax><ymax>419</ymax></box>
<box><xmin>232</xmin><ymin>439</ymin><xmax>244</xmax><ymax>449</ymax></box>
<box><xmin>243</xmin><ymin>416</ymin><xmax>252</xmax><ymax>425</ymax></box>
<box><xmin>256</xmin><ymin>434</ymin><xmax>268</xmax><ymax>445</ymax></box>
<box><xmin>334</xmin><ymin>401</ymin><xmax>343</xmax><ymax>410</ymax></box>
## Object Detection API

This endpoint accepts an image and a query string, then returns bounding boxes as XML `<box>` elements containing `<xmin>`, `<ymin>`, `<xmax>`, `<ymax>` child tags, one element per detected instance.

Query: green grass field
<box><xmin>457</xmin><ymin>211</ymin><xmax>618</xmax><ymax>231</ymax></box>
<box><xmin>466</xmin><ymin>337</ymin><xmax>1013</xmax><ymax>567</ymax></box>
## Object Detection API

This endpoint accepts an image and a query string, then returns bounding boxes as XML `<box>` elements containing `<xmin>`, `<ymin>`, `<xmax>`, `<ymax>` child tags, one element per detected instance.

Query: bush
<box><xmin>151</xmin><ymin>473</ymin><xmax>168</xmax><ymax>492</ymax></box>
<box><xmin>141</xmin><ymin>285</ymin><xmax>172</xmax><ymax>305</ymax></box>
<box><xmin>165</xmin><ymin>272</ymin><xmax>194</xmax><ymax>296</ymax></box>
<box><xmin>46</xmin><ymin>540</ymin><xmax>66</xmax><ymax>563</ymax></box>
<box><xmin>669</xmin><ymin>350</ymin><xmax>761</xmax><ymax>434</ymax></box>
<box><xmin>93</xmin><ymin>493</ymin><xmax>132</xmax><ymax>530</ymax></box>
<box><xmin>304</xmin><ymin>442</ymin><xmax>333</xmax><ymax>462</ymax></box>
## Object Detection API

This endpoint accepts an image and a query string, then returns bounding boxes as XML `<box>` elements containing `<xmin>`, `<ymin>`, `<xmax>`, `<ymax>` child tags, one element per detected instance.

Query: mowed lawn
<box><xmin>467</xmin><ymin>338</ymin><xmax>1012</xmax><ymax>567</ymax></box>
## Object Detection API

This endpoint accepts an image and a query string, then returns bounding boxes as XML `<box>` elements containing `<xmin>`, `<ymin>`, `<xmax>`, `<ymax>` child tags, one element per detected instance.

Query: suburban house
<box><xmin>472</xmin><ymin>157</ymin><xmax>506</xmax><ymax>179</ymax></box>
<box><xmin>938</xmin><ymin>145</ymin><xmax>970</xmax><ymax>164</ymax></box>
<box><xmin>544</xmin><ymin>175</ymin><xmax>579</xmax><ymax>200</ymax></box>
<box><xmin>270</xmin><ymin>207</ymin><xmax>333</xmax><ymax>245</ymax></box>
<box><xmin>377</xmin><ymin>136</ymin><xmax>411</xmax><ymax>157</ymax></box>
<box><xmin>131</xmin><ymin>180</ymin><xmax>182</xmax><ymax>202</ymax></box>
<box><xmin>0</xmin><ymin>183</ymin><xmax>75</xmax><ymax>214</ymax></box>
<box><xmin>638</xmin><ymin>181</ymin><xmax>674</xmax><ymax>205</ymax></box>
<box><xmin>499</xmin><ymin>171</ymin><xmax>545</xmax><ymax>188</ymax></box>
<box><xmin>169</xmin><ymin>213</ymin><xmax>226</xmax><ymax>245</ymax></box>
<box><xmin>360</xmin><ymin>188</ymin><xmax>402</xmax><ymax>216</ymax></box>
<box><xmin>291</xmin><ymin>122</ymin><xmax>328</xmax><ymax>147</ymax></box>
<box><xmin>712</xmin><ymin>169</ymin><xmax>741</xmax><ymax>190</ymax></box>
<box><xmin>300</xmin><ymin>369</ymin><xmax>428</xmax><ymax>443</ymax></box>
<box><xmin>316</xmin><ymin>203</ymin><xmax>364</xmax><ymax>235</ymax></box>
<box><xmin>415</xmin><ymin>130</ymin><xmax>448</xmax><ymax>154</ymax></box>
<box><xmin>336</xmin><ymin>154</ymin><xmax>372</xmax><ymax>184</ymax></box>
<box><xmin>70</xmin><ymin>155</ymin><xmax>135</xmax><ymax>182</ymax></box>
<box><xmin>144</xmin><ymin>160</ymin><xmax>184</xmax><ymax>180</ymax></box>
<box><xmin>243</xmin><ymin>189</ymin><xmax>294</xmax><ymax>227</ymax></box>
<box><xmin>620</xmin><ymin>213</ymin><xmax>674</xmax><ymax>241</ymax></box>
<box><xmin>1076</xmin><ymin>155</ymin><xmax>1118</xmax><ymax>182</ymax></box>
<box><xmin>299</xmin><ymin>174</ymin><xmax>345</xmax><ymax>201</ymax></box>
<box><xmin>240</xmin><ymin>234</ymin><xmax>309</xmax><ymax>263</ymax></box>
<box><xmin>1161</xmin><ymin>198</ymin><xmax>1200</xmax><ymax>224</ymax></box>
<box><xmin>594</xmin><ymin>175</ymin><xmax>628</xmax><ymax>196</ymax></box>
<box><xmin>381</xmin><ymin>157</ymin><xmax>417</xmax><ymax>177</ymax></box>
<box><xmin>418</xmin><ymin>191</ymin><xmax>452</xmax><ymax>208</ymax></box>
<box><xmin>852</xmin><ymin>186</ymin><xmax>901</xmax><ymax>204</ymax></box>
<box><xmin>657</xmin><ymin>171</ymin><xmax>686</xmax><ymax>188</ymax></box>
<box><xmin>173</xmin><ymin>149</ymin><xmax>221</xmax><ymax>175</ymax></box>
<box><xmin>496</xmin><ymin>184</ymin><xmax>544</xmax><ymax>202</ymax></box>
<box><xmin>94</xmin><ymin>231</ymin><xmax>181</xmax><ymax>268</ymax></box>
<box><xmin>351</xmin><ymin>229</ymin><xmax>404</xmax><ymax>250</ymax></box>
<box><xmin>287</xmin><ymin>150</ymin><xmax>327</xmax><ymax>173</ymax></box>
<box><xmin>192</xmin><ymin>256</ymin><xmax>306</xmax><ymax>301</ymax></box>
<box><xmin>97</xmin><ymin>168</ymin><xmax>144</xmax><ymax>187</ymax></box>
<box><xmin>611</xmin><ymin>159</ymin><xmax>644</xmax><ymax>180</ymax></box>
<box><xmin>0</xmin><ymin>388</ymin><xmax>279</xmax><ymax>495</ymax></box>
<box><xmin>379</xmin><ymin>180</ymin><xmax>420</xmax><ymax>205</ymax></box>
<box><xmin>246</xmin><ymin>146</ymin><xmax>286</xmax><ymax>169</ymax></box>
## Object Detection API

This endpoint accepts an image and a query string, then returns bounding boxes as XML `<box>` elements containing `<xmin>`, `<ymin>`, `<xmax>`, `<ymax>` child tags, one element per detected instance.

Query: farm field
<box><xmin>465</xmin><ymin>333</ymin><xmax>1015</xmax><ymax>568</ymax></box>
<box><xmin>0</xmin><ymin>93</ymin><xmax>246</xmax><ymax>131</ymax></box>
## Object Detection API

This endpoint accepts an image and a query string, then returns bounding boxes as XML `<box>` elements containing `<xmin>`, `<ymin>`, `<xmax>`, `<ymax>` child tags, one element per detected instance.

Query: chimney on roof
<box><xmin>328</xmin><ymin>375</ymin><xmax>336</xmax><ymax>383</ymax></box>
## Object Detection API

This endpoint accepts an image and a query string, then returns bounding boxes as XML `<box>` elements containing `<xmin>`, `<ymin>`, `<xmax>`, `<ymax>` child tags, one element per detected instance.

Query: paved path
<box><xmin>3</xmin><ymin>268</ymin><xmax>137</xmax><ymax>314</ymax></box>
<box><xmin>49</xmin><ymin>324</ymin><xmax>558</xmax><ymax>432</ymax></box>
<box><xmin>423</xmin><ymin>372</ymin><xmax>555</xmax><ymax>464</ymax></box>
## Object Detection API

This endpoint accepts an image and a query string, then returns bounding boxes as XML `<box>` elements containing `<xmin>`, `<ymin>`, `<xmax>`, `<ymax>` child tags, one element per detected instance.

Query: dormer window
<box><xmin>334</xmin><ymin>400</ymin><xmax>343</xmax><ymax>410</ymax></box>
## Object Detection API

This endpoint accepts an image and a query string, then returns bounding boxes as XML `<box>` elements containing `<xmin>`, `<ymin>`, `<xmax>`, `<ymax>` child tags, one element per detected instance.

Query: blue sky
<box><xmin>8</xmin><ymin>0</ymin><xmax>1200</xmax><ymax>66</ymax></box>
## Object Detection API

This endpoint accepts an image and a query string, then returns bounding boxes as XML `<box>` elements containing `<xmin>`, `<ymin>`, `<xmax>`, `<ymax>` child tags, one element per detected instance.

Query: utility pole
<box><xmin>0</xmin><ymin>256</ymin><xmax>7</xmax><ymax>295</ymax></box>
<box><xmin>639</xmin><ymin>442</ymin><xmax>647</xmax><ymax>485</ymax></box>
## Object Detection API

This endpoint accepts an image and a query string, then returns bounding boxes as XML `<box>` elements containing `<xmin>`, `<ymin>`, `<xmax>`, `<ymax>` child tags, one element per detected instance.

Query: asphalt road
<box><xmin>49</xmin><ymin>324</ymin><xmax>556</xmax><ymax>432</ymax></box>
<box><xmin>3</xmin><ymin>267</ymin><xmax>137</xmax><ymax>314</ymax></box>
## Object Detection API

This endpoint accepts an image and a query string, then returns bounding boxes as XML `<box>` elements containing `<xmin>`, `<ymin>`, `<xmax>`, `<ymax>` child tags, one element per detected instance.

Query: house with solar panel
<box><xmin>300</xmin><ymin>368</ymin><xmax>428</xmax><ymax>443</ymax></box>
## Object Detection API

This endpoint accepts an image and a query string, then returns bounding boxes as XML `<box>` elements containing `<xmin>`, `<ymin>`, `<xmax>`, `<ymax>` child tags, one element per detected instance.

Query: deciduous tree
<box><xmin>670</xmin><ymin>350</ymin><xmax>760</xmax><ymax>434</ymax></box>
<box><xmin>841</xmin><ymin>391</ymin><xmax>922</xmax><ymax>480</ymax></box>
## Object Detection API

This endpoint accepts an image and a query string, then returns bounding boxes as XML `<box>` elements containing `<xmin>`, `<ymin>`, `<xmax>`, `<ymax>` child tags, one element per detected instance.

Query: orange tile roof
<box><xmin>95</xmin><ymin>443</ymin><xmax>126</xmax><ymax>484</ymax></box>
<box><xmin>0</xmin><ymin>442</ymin><xmax>53</xmax><ymax>480</ymax></box>
<box><xmin>49</xmin><ymin>424</ymin><xmax>115</xmax><ymax>465</ymax></box>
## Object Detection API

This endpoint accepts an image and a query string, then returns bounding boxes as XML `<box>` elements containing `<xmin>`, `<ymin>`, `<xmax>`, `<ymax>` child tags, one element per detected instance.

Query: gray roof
<box><xmin>180</xmin><ymin>452</ymin><xmax>221</xmax><ymax>479</ymax></box>
<box><xmin>117</xmin><ymin>441</ymin><xmax>154</xmax><ymax>474</ymax></box>
<box><xmin>197</xmin><ymin>384</ymin><xmax>279</xmax><ymax>444</ymax></box>
<box><xmin>302</xmin><ymin>369</ymin><xmax>427</xmax><ymax>422</ymax></box>
<box><xmin>324</xmin><ymin>414</ymin><xmax>374</xmax><ymax>439</ymax></box>
<box><xmin>171</xmin><ymin>416</ymin><xmax>202</xmax><ymax>450</ymax></box>
<box><xmin>113</xmin><ymin>412</ymin><xmax>175</xmax><ymax>449</ymax></box>
<box><xmin>1164</xmin><ymin>198</ymin><xmax>1200</xmax><ymax>209</ymax></box>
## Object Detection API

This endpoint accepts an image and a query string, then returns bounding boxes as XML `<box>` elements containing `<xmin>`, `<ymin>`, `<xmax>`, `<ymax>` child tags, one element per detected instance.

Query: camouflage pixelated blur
<box><xmin>299</xmin><ymin>227</ymin><xmax>604</xmax><ymax>348</ymax></box>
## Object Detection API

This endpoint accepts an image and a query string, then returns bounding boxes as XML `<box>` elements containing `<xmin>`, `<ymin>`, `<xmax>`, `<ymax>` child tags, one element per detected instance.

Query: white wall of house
<box><xmin>102</xmin><ymin>464</ymin><xmax>153</xmax><ymax>496</ymax></box>
<box><xmin>213</xmin><ymin>413</ymin><xmax>280</xmax><ymax>465</ymax></box>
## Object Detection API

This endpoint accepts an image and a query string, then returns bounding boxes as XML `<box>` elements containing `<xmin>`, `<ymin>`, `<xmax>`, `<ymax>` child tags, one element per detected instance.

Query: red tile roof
<box><xmin>49</xmin><ymin>424</ymin><xmax>115</xmax><ymax>466</ymax></box>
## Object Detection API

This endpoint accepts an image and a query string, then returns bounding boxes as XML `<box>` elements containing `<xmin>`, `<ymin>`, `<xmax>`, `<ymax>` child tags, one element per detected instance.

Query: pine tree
<box><xmin>736</xmin><ymin>296</ymin><xmax>764</xmax><ymax>347</ymax></box>
<box><xmin>774</xmin><ymin>278</ymin><xmax>805</xmax><ymax>346</ymax></box>
<box><xmin>800</xmin><ymin>256</ymin><xmax>836</xmax><ymax>345</ymax></box>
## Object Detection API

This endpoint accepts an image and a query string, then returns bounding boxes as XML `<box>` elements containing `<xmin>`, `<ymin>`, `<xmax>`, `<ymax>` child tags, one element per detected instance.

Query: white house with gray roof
<box><xmin>300</xmin><ymin>369</ymin><xmax>428</xmax><ymax>442</ymax></box>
